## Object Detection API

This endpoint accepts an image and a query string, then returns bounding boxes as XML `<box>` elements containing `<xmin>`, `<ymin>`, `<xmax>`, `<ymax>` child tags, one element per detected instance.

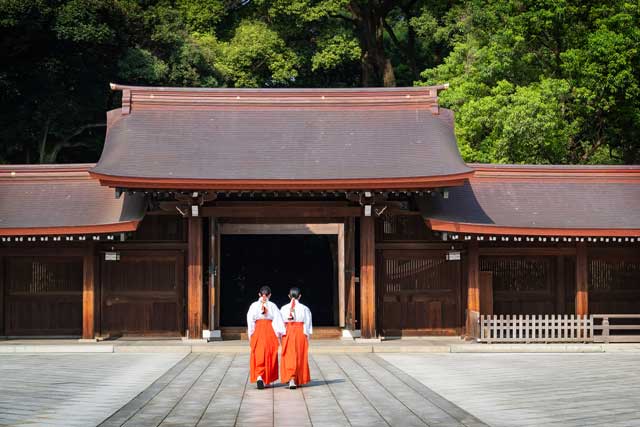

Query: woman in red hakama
<box><xmin>247</xmin><ymin>285</ymin><xmax>286</xmax><ymax>389</ymax></box>
<box><xmin>280</xmin><ymin>287</ymin><xmax>313</xmax><ymax>389</ymax></box>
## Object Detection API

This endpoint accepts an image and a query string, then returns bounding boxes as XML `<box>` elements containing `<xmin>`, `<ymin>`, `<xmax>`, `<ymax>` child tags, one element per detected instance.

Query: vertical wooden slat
<box><xmin>360</xmin><ymin>215</ymin><xmax>376</xmax><ymax>339</ymax></box>
<box><xmin>575</xmin><ymin>242</ymin><xmax>588</xmax><ymax>316</ymax></box>
<box><xmin>188</xmin><ymin>217</ymin><xmax>203</xmax><ymax>339</ymax></box>
<box><xmin>556</xmin><ymin>256</ymin><xmax>565</xmax><ymax>313</ymax></box>
<box><xmin>82</xmin><ymin>245</ymin><xmax>95</xmax><ymax>339</ymax></box>
<box><xmin>466</xmin><ymin>240</ymin><xmax>480</xmax><ymax>335</ymax></box>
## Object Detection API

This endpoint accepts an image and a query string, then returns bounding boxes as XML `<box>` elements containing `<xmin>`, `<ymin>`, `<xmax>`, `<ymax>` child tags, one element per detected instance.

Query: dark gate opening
<box><xmin>220</xmin><ymin>235</ymin><xmax>338</xmax><ymax>327</ymax></box>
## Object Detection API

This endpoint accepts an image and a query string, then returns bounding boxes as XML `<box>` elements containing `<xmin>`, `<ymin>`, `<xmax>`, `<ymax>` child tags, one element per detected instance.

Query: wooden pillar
<box><xmin>188</xmin><ymin>217</ymin><xmax>204</xmax><ymax>339</ymax></box>
<box><xmin>466</xmin><ymin>240</ymin><xmax>480</xmax><ymax>336</ymax></box>
<box><xmin>0</xmin><ymin>256</ymin><xmax>4</xmax><ymax>337</ymax></box>
<box><xmin>360</xmin><ymin>215</ymin><xmax>376</xmax><ymax>338</ymax></box>
<box><xmin>575</xmin><ymin>241</ymin><xmax>588</xmax><ymax>316</ymax></box>
<box><xmin>345</xmin><ymin>218</ymin><xmax>356</xmax><ymax>330</ymax></box>
<box><xmin>82</xmin><ymin>245</ymin><xmax>95</xmax><ymax>339</ymax></box>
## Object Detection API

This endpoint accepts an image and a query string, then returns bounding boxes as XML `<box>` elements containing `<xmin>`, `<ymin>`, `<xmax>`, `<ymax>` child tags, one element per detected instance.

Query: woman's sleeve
<box><xmin>272</xmin><ymin>306</ymin><xmax>287</xmax><ymax>337</ymax></box>
<box><xmin>247</xmin><ymin>304</ymin><xmax>256</xmax><ymax>339</ymax></box>
<box><xmin>305</xmin><ymin>307</ymin><xmax>313</xmax><ymax>336</ymax></box>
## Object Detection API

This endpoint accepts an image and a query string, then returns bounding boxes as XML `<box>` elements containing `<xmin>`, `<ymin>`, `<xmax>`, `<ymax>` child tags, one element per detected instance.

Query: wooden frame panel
<box><xmin>217</xmin><ymin>221</ymin><xmax>347</xmax><ymax>328</ymax></box>
<box><xmin>4</xmin><ymin>256</ymin><xmax>83</xmax><ymax>336</ymax></box>
<box><xmin>100</xmin><ymin>250</ymin><xmax>185</xmax><ymax>336</ymax></box>
<box><xmin>379</xmin><ymin>248</ymin><xmax>462</xmax><ymax>336</ymax></box>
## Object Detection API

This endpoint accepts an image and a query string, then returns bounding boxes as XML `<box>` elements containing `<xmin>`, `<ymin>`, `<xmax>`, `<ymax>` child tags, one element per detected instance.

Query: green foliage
<box><xmin>422</xmin><ymin>0</ymin><xmax>639</xmax><ymax>164</ymax></box>
<box><xmin>0</xmin><ymin>0</ymin><xmax>637</xmax><ymax>165</ymax></box>
<box><xmin>217</xmin><ymin>21</ymin><xmax>299</xmax><ymax>87</ymax></box>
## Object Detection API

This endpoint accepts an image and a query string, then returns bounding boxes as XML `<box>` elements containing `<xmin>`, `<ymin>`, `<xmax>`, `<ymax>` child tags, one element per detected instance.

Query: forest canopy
<box><xmin>1</xmin><ymin>0</ymin><xmax>638</xmax><ymax>165</ymax></box>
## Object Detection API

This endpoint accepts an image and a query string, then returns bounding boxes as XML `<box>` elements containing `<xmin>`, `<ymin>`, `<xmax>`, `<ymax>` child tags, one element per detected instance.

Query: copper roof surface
<box><xmin>91</xmin><ymin>85</ymin><xmax>472</xmax><ymax>190</ymax></box>
<box><xmin>422</xmin><ymin>164</ymin><xmax>640</xmax><ymax>236</ymax></box>
<box><xmin>0</xmin><ymin>164</ymin><xmax>145</xmax><ymax>236</ymax></box>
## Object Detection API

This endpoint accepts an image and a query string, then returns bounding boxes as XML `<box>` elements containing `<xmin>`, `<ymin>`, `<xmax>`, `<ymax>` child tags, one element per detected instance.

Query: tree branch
<box><xmin>382</xmin><ymin>19</ymin><xmax>405</xmax><ymax>53</ymax></box>
<box><xmin>38</xmin><ymin>118</ymin><xmax>51</xmax><ymax>164</ymax></box>
<box><xmin>60</xmin><ymin>122</ymin><xmax>106</xmax><ymax>145</ymax></box>
<box><xmin>328</xmin><ymin>12</ymin><xmax>357</xmax><ymax>25</ymax></box>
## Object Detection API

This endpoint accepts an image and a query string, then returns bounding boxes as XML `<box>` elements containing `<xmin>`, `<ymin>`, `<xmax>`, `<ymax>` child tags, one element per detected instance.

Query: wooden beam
<box><xmin>466</xmin><ymin>240</ymin><xmax>480</xmax><ymax>336</ymax></box>
<box><xmin>479</xmin><ymin>247</ymin><xmax>576</xmax><ymax>256</ymax></box>
<box><xmin>82</xmin><ymin>244</ymin><xmax>96</xmax><ymax>339</ymax></box>
<box><xmin>576</xmin><ymin>242</ymin><xmax>589</xmax><ymax>316</ymax></box>
<box><xmin>219</xmin><ymin>223</ymin><xmax>342</xmax><ymax>235</ymax></box>
<box><xmin>345</xmin><ymin>218</ymin><xmax>356</xmax><ymax>330</ymax></box>
<box><xmin>201</xmin><ymin>206</ymin><xmax>362</xmax><ymax>218</ymax></box>
<box><xmin>360</xmin><ymin>215</ymin><xmax>376</xmax><ymax>338</ymax></box>
<box><xmin>187</xmin><ymin>217</ymin><xmax>204</xmax><ymax>339</ymax></box>
<box><xmin>0</xmin><ymin>247</ymin><xmax>86</xmax><ymax>257</ymax></box>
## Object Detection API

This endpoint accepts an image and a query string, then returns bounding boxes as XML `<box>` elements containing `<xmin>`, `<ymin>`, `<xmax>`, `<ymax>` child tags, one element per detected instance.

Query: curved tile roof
<box><xmin>91</xmin><ymin>85</ymin><xmax>472</xmax><ymax>190</ymax></box>
<box><xmin>421</xmin><ymin>164</ymin><xmax>640</xmax><ymax>236</ymax></box>
<box><xmin>0</xmin><ymin>164</ymin><xmax>145</xmax><ymax>236</ymax></box>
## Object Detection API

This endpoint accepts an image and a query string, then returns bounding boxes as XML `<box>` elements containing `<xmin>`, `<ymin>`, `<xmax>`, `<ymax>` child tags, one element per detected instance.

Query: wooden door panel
<box><xmin>101</xmin><ymin>251</ymin><xmax>184</xmax><ymax>336</ymax></box>
<box><xmin>4</xmin><ymin>257</ymin><xmax>82</xmax><ymax>336</ymax></box>
<box><xmin>380</xmin><ymin>250</ymin><xmax>462</xmax><ymax>335</ymax></box>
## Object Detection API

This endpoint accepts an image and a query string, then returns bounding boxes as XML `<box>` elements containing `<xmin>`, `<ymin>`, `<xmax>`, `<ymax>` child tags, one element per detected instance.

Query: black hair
<box><xmin>288</xmin><ymin>287</ymin><xmax>301</xmax><ymax>299</ymax></box>
<box><xmin>259</xmin><ymin>285</ymin><xmax>271</xmax><ymax>296</ymax></box>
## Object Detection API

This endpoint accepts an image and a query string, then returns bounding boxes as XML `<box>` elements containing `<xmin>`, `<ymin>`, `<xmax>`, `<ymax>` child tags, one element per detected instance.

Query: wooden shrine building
<box><xmin>0</xmin><ymin>85</ymin><xmax>639</xmax><ymax>340</ymax></box>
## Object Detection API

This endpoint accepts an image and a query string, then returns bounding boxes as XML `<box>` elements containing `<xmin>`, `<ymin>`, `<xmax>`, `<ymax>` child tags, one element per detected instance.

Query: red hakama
<box><xmin>250</xmin><ymin>319</ymin><xmax>280</xmax><ymax>384</ymax></box>
<box><xmin>280</xmin><ymin>322</ymin><xmax>310</xmax><ymax>385</ymax></box>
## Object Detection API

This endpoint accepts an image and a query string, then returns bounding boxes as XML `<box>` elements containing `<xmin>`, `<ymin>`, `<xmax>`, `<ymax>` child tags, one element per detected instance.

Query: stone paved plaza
<box><xmin>381</xmin><ymin>353</ymin><xmax>640</xmax><ymax>427</ymax></box>
<box><xmin>1</xmin><ymin>352</ymin><xmax>640</xmax><ymax>426</ymax></box>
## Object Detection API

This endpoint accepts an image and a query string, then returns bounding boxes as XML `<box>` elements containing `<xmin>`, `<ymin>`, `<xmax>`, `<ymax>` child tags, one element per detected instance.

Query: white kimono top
<box><xmin>280</xmin><ymin>300</ymin><xmax>313</xmax><ymax>337</ymax></box>
<box><xmin>246</xmin><ymin>299</ymin><xmax>286</xmax><ymax>339</ymax></box>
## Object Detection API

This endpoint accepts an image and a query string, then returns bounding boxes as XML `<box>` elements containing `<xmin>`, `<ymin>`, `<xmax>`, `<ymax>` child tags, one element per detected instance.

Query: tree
<box><xmin>421</xmin><ymin>0</ymin><xmax>640</xmax><ymax>164</ymax></box>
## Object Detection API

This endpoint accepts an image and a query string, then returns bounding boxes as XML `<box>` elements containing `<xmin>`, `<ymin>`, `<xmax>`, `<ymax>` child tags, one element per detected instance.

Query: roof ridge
<box><xmin>109</xmin><ymin>84</ymin><xmax>446</xmax><ymax>114</ymax></box>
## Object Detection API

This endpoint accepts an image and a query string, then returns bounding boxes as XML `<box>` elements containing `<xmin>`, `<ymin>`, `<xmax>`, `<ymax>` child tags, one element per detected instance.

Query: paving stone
<box><xmin>380</xmin><ymin>353</ymin><xmax>640</xmax><ymax>427</ymax></box>
<box><xmin>0</xmin><ymin>353</ymin><xmax>185</xmax><ymax>427</ymax></box>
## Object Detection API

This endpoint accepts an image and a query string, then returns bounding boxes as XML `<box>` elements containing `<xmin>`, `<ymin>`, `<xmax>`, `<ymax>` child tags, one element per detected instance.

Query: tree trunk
<box><xmin>350</xmin><ymin>1</ymin><xmax>396</xmax><ymax>87</ymax></box>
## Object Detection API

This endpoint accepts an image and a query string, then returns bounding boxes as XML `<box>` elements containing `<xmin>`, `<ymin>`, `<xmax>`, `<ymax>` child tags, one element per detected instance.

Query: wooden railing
<box><xmin>593</xmin><ymin>314</ymin><xmax>640</xmax><ymax>343</ymax></box>
<box><xmin>479</xmin><ymin>314</ymin><xmax>593</xmax><ymax>343</ymax></box>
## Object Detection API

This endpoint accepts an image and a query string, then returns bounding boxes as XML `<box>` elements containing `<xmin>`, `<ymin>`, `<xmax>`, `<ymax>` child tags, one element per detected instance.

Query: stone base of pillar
<box><xmin>341</xmin><ymin>329</ymin><xmax>361</xmax><ymax>340</ymax></box>
<box><xmin>202</xmin><ymin>329</ymin><xmax>222</xmax><ymax>342</ymax></box>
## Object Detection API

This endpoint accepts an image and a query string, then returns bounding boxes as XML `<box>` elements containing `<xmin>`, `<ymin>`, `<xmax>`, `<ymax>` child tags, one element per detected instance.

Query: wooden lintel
<box><xmin>0</xmin><ymin>247</ymin><xmax>87</xmax><ymax>257</ymax></box>
<box><xmin>219</xmin><ymin>223</ymin><xmax>342</xmax><ymax>235</ymax></box>
<box><xmin>201</xmin><ymin>206</ymin><xmax>362</xmax><ymax>218</ymax></box>
<box><xmin>575</xmin><ymin>241</ymin><xmax>588</xmax><ymax>316</ymax></box>
<box><xmin>479</xmin><ymin>247</ymin><xmax>577</xmax><ymax>256</ymax></box>
<box><xmin>187</xmin><ymin>217</ymin><xmax>204</xmax><ymax>339</ymax></box>
<box><xmin>96</xmin><ymin>242</ymin><xmax>188</xmax><ymax>251</ymax></box>
<box><xmin>360</xmin><ymin>215</ymin><xmax>376</xmax><ymax>338</ymax></box>
<box><xmin>82</xmin><ymin>244</ymin><xmax>96</xmax><ymax>339</ymax></box>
